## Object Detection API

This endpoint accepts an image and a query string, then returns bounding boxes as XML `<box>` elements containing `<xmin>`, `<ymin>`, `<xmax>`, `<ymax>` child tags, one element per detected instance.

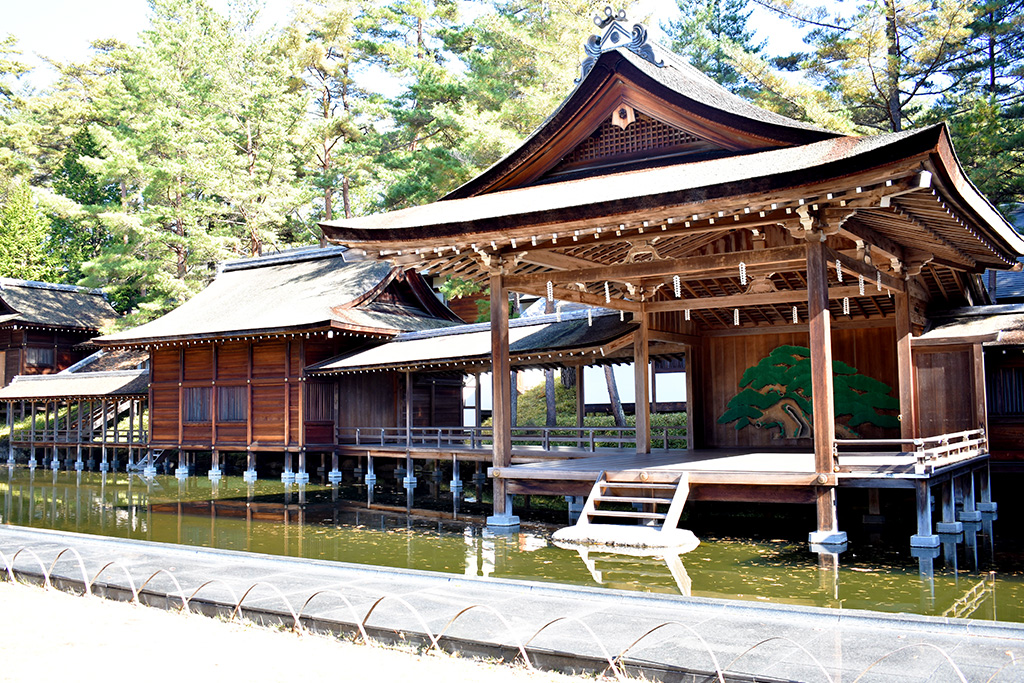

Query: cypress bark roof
<box><xmin>0</xmin><ymin>279</ymin><xmax>118</xmax><ymax>331</ymax></box>
<box><xmin>307</xmin><ymin>310</ymin><xmax>638</xmax><ymax>374</ymax></box>
<box><xmin>96</xmin><ymin>247</ymin><xmax>458</xmax><ymax>347</ymax></box>
<box><xmin>0</xmin><ymin>369</ymin><xmax>149</xmax><ymax>400</ymax></box>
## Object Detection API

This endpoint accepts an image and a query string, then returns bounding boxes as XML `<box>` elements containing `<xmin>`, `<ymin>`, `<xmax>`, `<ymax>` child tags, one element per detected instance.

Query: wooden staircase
<box><xmin>553</xmin><ymin>470</ymin><xmax>694</xmax><ymax>549</ymax></box>
<box><xmin>580</xmin><ymin>469</ymin><xmax>690</xmax><ymax>530</ymax></box>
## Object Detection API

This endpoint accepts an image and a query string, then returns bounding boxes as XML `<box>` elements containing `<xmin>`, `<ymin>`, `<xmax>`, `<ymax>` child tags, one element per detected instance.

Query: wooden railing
<box><xmin>10</xmin><ymin>428</ymin><xmax>148</xmax><ymax>445</ymax></box>
<box><xmin>337</xmin><ymin>425</ymin><xmax>687</xmax><ymax>452</ymax></box>
<box><xmin>833</xmin><ymin>428</ymin><xmax>987</xmax><ymax>473</ymax></box>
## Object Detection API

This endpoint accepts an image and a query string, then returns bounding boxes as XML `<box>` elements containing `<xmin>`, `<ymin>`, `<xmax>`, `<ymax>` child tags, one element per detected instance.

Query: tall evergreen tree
<box><xmin>664</xmin><ymin>0</ymin><xmax>765</xmax><ymax>95</ymax></box>
<box><xmin>360</xmin><ymin>0</ymin><xmax>472</xmax><ymax>210</ymax></box>
<box><xmin>757</xmin><ymin>0</ymin><xmax>978</xmax><ymax>132</ymax></box>
<box><xmin>928</xmin><ymin>0</ymin><xmax>1024</xmax><ymax>207</ymax></box>
<box><xmin>0</xmin><ymin>35</ymin><xmax>35</xmax><ymax>187</ymax></box>
<box><xmin>287</xmin><ymin>0</ymin><xmax>378</xmax><ymax>231</ymax></box>
<box><xmin>0</xmin><ymin>181</ymin><xmax>57</xmax><ymax>281</ymax></box>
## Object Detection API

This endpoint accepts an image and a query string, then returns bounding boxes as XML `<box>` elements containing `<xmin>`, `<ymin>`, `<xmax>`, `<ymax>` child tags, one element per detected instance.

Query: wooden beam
<box><xmin>504</xmin><ymin>246</ymin><xmax>808</xmax><ymax>290</ymax></box>
<box><xmin>806</xmin><ymin>238</ymin><xmax>837</xmax><ymax>534</ymax></box>
<box><xmin>894</xmin><ymin>291</ymin><xmax>918</xmax><ymax>439</ymax></box>
<box><xmin>490</xmin><ymin>271</ymin><xmax>513</xmax><ymax>517</ymax></box>
<box><xmin>839</xmin><ymin>221</ymin><xmax>905</xmax><ymax>264</ymax></box>
<box><xmin>518</xmin><ymin>251</ymin><xmax>600</xmax><ymax>270</ymax></box>
<box><xmin>646</xmin><ymin>284</ymin><xmax>868</xmax><ymax>313</ymax></box>
<box><xmin>634</xmin><ymin>312</ymin><xmax>650</xmax><ymax>455</ymax></box>
<box><xmin>825</xmin><ymin>246</ymin><xmax>905</xmax><ymax>293</ymax></box>
<box><xmin>648</xmin><ymin>329</ymin><xmax>702</xmax><ymax>346</ymax></box>
<box><xmin>513</xmin><ymin>282</ymin><xmax>640</xmax><ymax>312</ymax></box>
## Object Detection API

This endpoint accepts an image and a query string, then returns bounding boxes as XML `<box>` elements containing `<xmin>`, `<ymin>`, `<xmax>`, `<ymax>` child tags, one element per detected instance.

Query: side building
<box><xmin>0</xmin><ymin>279</ymin><xmax>119</xmax><ymax>386</ymax></box>
<box><xmin>91</xmin><ymin>247</ymin><xmax>460</xmax><ymax>480</ymax></box>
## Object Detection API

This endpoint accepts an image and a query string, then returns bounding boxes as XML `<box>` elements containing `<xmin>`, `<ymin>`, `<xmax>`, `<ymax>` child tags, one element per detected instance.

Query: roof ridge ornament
<box><xmin>578</xmin><ymin>7</ymin><xmax>664</xmax><ymax>82</ymax></box>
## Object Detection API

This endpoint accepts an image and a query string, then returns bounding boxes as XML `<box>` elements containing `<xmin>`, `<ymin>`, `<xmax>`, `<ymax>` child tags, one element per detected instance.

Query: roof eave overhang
<box><xmin>93</xmin><ymin>320</ymin><xmax>402</xmax><ymax>348</ymax></box>
<box><xmin>321</xmin><ymin>127</ymin><xmax>941</xmax><ymax>246</ymax></box>
<box><xmin>924</xmin><ymin>124</ymin><xmax>1024</xmax><ymax>266</ymax></box>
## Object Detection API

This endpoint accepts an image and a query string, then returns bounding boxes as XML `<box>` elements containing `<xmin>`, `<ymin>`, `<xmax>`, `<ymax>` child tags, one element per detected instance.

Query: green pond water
<box><xmin>2</xmin><ymin>468</ymin><xmax>1022</xmax><ymax>623</ymax></box>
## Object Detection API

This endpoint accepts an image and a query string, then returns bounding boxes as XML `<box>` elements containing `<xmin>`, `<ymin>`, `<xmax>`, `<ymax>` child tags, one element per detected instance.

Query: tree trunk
<box><xmin>605</xmin><ymin>365</ymin><xmax>626</xmax><ymax>427</ymax></box>
<box><xmin>884</xmin><ymin>0</ymin><xmax>902</xmax><ymax>132</ymax></box>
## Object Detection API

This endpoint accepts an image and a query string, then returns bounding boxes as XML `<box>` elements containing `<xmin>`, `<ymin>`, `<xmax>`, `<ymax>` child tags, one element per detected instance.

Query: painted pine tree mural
<box><xmin>718</xmin><ymin>345</ymin><xmax>900</xmax><ymax>438</ymax></box>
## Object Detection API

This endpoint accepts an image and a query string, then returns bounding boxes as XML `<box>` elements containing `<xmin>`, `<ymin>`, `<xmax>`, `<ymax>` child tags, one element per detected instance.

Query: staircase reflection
<box><xmin>554</xmin><ymin>541</ymin><xmax>695</xmax><ymax>596</ymax></box>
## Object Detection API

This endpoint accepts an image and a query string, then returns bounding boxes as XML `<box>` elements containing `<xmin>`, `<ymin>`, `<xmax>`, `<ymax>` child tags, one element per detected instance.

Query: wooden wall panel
<box><xmin>251</xmin><ymin>384</ymin><xmax>286</xmax><ymax>442</ymax></box>
<box><xmin>702</xmin><ymin>327</ymin><xmax>899</xmax><ymax>448</ymax></box>
<box><xmin>152</xmin><ymin>349</ymin><xmax>179</xmax><ymax>382</ymax></box>
<box><xmin>305</xmin><ymin>424</ymin><xmax>333</xmax><ymax>445</ymax></box>
<box><xmin>252</xmin><ymin>341</ymin><xmax>286</xmax><ymax>378</ymax></box>
<box><xmin>150</xmin><ymin>388</ymin><xmax>179</xmax><ymax>442</ymax></box>
<box><xmin>338</xmin><ymin>373</ymin><xmax>397</xmax><ymax>430</ymax></box>
<box><xmin>289</xmin><ymin>383</ymin><xmax>300</xmax><ymax>444</ymax></box>
<box><xmin>305</xmin><ymin>339</ymin><xmax>344</xmax><ymax>367</ymax></box>
<box><xmin>915</xmin><ymin>348</ymin><xmax>974</xmax><ymax>436</ymax></box>
<box><xmin>183</xmin><ymin>347</ymin><xmax>213</xmax><ymax>381</ymax></box>
<box><xmin>216</xmin><ymin>424</ymin><xmax>247</xmax><ymax>443</ymax></box>
<box><xmin>216</xmin><ymin>343</ymin><xmax>249</xmax><ymax>380</ymax></box>
<box><xmin>5</xmin><ymin>348</ymin><xmax>20</xmax><ymax>382</ymax></box>
<box><xmin>182</xmin><ymin>424</ymin><xmax>209</xmax><ymax>443</ymax></box>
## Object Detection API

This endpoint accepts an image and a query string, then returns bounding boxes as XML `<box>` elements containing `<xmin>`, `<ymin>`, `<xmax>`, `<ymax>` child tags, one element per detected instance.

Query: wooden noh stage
<box><xmin>319</xmin><ymin>12</ymin><xmax>1024</xmax><ymax>547</ymax></box>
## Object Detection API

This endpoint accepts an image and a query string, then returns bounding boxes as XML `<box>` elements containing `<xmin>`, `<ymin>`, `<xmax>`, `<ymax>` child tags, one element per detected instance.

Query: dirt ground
<box><xmin>0</xmin><ymin>581</ymin><xmax>594</xmax><ymax>683</ymax></box>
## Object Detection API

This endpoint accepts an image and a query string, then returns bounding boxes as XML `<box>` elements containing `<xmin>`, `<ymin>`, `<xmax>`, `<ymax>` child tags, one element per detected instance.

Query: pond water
<box><xmin>2</xmin><ymin>468</ymin><xmax>1021</xmax><ymax>623</ymax></box>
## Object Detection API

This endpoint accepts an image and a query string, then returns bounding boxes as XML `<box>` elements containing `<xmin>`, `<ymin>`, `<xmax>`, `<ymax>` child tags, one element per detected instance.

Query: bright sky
<box><xmin>3</xmin><ymin>0</ymin><xmax>808</xmax><ymax>92</ymax></box>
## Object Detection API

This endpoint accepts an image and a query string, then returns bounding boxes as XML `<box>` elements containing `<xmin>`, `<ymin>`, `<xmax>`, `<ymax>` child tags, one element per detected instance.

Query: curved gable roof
<box><xmin>0</xmin><ymin>279</ymin><xmax>118</xmax><ymax>331</ymax></box>
<box><xmin>444</xmin><ymin>45</ymin><xmax>841</xmax><ymax>200</ymax></box>
<box><xmin>96</xmin><ymin>248</ymin><xmax>457</xmax><ymax>346</ymax></box>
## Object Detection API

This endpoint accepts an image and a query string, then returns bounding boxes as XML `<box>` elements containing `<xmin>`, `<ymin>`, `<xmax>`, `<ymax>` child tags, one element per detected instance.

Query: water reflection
<box><xmin>0</xmin><ymin>467</ymin><xmax>1019</xmax><ymax>622</ymax></box>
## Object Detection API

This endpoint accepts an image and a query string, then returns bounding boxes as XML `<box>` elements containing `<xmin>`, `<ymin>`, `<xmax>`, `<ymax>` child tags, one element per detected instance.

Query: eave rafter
<box><xmin>375</xmin><ymin>172</ymin><xmax>930</xmax><ymax>269</ymax></box>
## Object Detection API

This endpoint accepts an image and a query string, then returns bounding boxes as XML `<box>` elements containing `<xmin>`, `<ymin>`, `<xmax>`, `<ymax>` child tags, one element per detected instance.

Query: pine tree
<box><xmin>758</xmin><ymin>0</ymin><xmax>978</xmax><ymax>132</ymax></box>
<box><xmin>664</xmin><ymin>0</ymin><xmax>765</xmax><ymax>95</ymax></box>
<box><xmin>0</xmin><ymin>35</ymin><xmax>35</xmax><ymax>187</ymax></box>
<box><xmin>0</xmin><ymin>182</ymin><xmax>57</xmax><ymax>281</ymax></box>
<box><xmin>287</xmin><ymin>0</ymin><xmax>378</xmax><ymax>232</ymax></box>
<box><xmin>360</xmin><ymin>0</ymin><xmax>472</xmax><ymax>210</ymax></box>
<box><xmin>928</xmin><ymin>0</ymin><xmax>1024</xmax><ymax>207</ymax></box>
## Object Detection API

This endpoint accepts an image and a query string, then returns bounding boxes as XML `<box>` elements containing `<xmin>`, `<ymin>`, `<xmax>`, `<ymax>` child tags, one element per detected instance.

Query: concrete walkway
<box><xmin>1</xmin><ymin>525</ymin><xmax>1022</xmax><ymax>682</ymax></box>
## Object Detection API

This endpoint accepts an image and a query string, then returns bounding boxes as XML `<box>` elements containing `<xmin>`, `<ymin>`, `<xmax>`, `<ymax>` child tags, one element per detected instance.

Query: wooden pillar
<box><xmin>6</xmin><ymin>402</ymin><xmax>13</xmax><ymax>464</ymax></box>
<box><xmin>806</xmin><ymin>238</ymin><xmax>842</xmax><ymax>543</ymax></box>
<box><xmin>487</xmin><ymin>271</ymin><xmax>516</xmax><ymax>525</ymax></box>
<box><xmin>633</xmin><ymin>310</ymin><xmax>650</xmax><ymax>455</ymax></box>
<box><xmin>894</xmin><ymin>291</ymin><xmax>917</xmax><ymax>439</ymax></box>
<box><xmin>972</xmin><ymin>343</ymin><xmax>987</xmax><ymax>434</ymax></box>
<box><xmin>405</xmin><ymin>371</ymin><xmax>413</xmax><ymax>447</ymax></box>
<box><xmin>684</xmin><ymin>345</ymin><xmax>696</xmax><ymax>450</ymax></box>
<box><xmin>575</xmin><ymin>366</ymin><xmax>585</xmax><ymax>429</ymax></box>
<box><xmin>911</xmin><ymin>479</ymin><xmax>939</xmax><ymax>547</ymax></box>
<box><xmin>474</xmin><ymin>374</ymin><xmax>482</xmax><ymax>427</ymax></box>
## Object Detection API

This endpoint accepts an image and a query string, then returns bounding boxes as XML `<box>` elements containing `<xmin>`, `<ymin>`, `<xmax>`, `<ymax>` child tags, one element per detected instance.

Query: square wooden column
<box><xmin>894</xmin><ymin>291</ymin><xmax>918</xmax><ymax>439</ymax></box>
<box><xmin>806</xmin><ymin>238</ymin><xmax>845</xmax><ymax>545</ymax></box>
<box><xmin>633</xmin><ymin>310</ymin><xmax>650</xmax><ymax>455</ymax></box>
<box><xmin>487</xmin><ymin>271</ymin><xmax>518</xmax><ymax>527</ymax></box>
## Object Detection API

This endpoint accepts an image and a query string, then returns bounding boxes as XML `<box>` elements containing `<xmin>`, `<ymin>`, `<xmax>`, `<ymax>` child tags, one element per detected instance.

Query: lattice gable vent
<box><xmin>547</xmin><ymin>108</ymin><xmax>722</xmax><ymax>177</ymax></box>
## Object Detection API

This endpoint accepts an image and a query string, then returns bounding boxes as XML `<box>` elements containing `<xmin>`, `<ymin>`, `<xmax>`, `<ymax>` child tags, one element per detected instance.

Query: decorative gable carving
<box><xmin>546</xmin><ymin>110</ymin><xmax>723</xmax><ymax>178</ymax></box>
<box><xmin>579</xmin><ymin>8</ymin><xmax>664</xmax><ymax>82</ymax></box>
